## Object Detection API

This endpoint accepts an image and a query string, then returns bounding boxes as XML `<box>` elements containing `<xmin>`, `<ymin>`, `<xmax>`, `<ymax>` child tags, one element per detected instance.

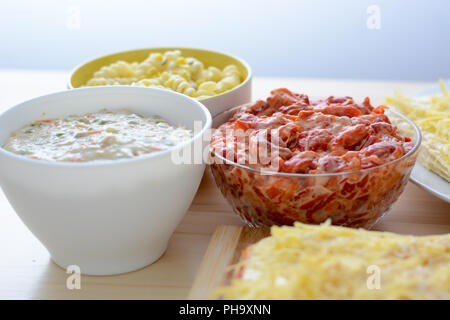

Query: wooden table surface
<box><xmin>0</xmin><ymin>71</ymin><xmax>448</xmax><ymax>299</ymax></box>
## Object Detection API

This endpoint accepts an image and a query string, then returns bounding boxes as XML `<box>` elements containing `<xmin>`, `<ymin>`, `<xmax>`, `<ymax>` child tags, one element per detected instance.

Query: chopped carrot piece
<box><xmin>283</xmin><ymin>114</ymin><xmax>298</xmax><ymax>120</ymax></box>
<box><xmin>372</xmin><ymin>105</ymin><xmax>388</xmax><ymax>114</ymax></box>
<box><xmin>234</xmin><ymin>120</ymin><xmax>248</xmax><ymax>130</ymax></box>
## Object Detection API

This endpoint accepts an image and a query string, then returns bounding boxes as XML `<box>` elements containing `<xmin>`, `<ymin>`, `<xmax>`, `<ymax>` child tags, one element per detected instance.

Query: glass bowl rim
<box><xmin>210</xmin><ymin>106</ymin><xmax>422</xmax><ymax>177</ymax></box>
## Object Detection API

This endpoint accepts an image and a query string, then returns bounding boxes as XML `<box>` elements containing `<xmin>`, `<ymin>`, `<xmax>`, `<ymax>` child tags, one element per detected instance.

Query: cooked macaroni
<box><xmin>85</xmin><ymin>50</ymin><xmax>243</xmax><ymax>99</ymax></box>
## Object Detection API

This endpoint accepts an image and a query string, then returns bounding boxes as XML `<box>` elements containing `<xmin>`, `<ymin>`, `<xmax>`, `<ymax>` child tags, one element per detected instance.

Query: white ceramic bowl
<box><xmin>0</xmin><ymin>87</ymin><xmax>211</xmax><ymax>275</ymax></box>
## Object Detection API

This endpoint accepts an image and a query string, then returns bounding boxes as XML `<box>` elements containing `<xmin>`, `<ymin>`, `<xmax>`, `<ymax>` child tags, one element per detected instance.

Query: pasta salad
<box><xmin>84</xmin><ymin>50</ymin><xmax>243</xmax><ymax>99</ymax></box>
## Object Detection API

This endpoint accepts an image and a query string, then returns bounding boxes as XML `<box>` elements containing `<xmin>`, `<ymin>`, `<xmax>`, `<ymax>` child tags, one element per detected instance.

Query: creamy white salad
<box><xmin>3</xmin><ymin>109</ymin><xmax>193</xmax><ymax>162</ymax></box>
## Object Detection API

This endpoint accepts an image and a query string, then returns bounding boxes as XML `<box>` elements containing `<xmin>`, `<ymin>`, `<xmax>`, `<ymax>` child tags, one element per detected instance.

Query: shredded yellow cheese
<box><xmin>384</xmin><ymin>79</ymin><xmax>450</xmax><ymax>181</ymax></box>
<box><xmin>211</xmin><ymin>222</ymin><xmax>450</xmax><ymax>300</ymax></box>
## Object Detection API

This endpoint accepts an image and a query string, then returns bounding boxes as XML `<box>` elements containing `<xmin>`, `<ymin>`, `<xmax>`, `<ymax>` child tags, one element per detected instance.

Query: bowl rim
<box><xmin>210</xmin><ymin>106</ymin><xmax>422</xmax><ymax>177</ymax></box>
<box><xmin>0</xmin><ymin>86</ymin><xmax>212</xmax><ymax>168</ymax></box>
<box><xmin>68</xmin><ymin>46</ymin><xmax>253</xmax><ymax>102</ymax></box>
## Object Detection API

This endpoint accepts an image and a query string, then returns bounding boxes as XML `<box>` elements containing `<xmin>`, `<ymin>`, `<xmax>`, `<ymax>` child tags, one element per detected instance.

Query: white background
<box><xmin>0</xmin><ymin>0</ymin><xmax>448</xmax><ymax>80</ymax></box>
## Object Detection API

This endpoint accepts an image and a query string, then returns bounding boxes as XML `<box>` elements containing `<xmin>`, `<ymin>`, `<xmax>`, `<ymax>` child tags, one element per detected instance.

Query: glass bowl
<box><xmin>209</xmin><ymin>106</ymin><xmax>421</xmax><ymax>228</ymax></box>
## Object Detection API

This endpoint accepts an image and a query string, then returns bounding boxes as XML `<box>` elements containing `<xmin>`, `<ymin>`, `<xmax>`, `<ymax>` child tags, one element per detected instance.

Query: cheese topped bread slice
<box><xmin>212</xmin><ymin>222</ymin><xmax>450</xmax><ymax>300</ymax></box>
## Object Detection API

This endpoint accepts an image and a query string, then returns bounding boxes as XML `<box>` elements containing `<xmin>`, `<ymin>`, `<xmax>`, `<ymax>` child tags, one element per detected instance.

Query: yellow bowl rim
<box><xmin>68</xmin><ymin>47</ymin><xmax>252</xmax><ymax>102</ymax></box>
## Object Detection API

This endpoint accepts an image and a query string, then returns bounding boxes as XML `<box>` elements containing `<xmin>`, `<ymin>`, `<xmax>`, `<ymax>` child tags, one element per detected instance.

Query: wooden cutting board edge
<box><xmin>188</xmin><ymin>225</ymin><xmax>270</xmax><ymax>300</ymax></box>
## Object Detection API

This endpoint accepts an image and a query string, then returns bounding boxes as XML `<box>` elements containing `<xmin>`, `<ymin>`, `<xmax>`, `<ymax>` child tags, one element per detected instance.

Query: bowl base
<box><xmin>50</xmin><ymin>243</ymin><xmax>168</xmax><ymax>276</ymax></box>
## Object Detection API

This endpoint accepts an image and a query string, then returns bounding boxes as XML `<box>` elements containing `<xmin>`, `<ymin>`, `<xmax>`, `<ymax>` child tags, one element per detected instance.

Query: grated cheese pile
<box><xmin>384</xmin><ymin>79</ymin><xmax>450</xmax><ymax>181</ymax></box>
<box><xmin>211</xmin><ymin>222</ymin><xmax>450</xmax><ymax>300</ymax></box>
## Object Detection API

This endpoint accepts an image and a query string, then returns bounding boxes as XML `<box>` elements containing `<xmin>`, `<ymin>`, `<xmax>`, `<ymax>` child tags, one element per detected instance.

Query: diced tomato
<box><xmin>334</xmin><ymin>124</ymin><xmax>369</xmax><ymax>149</ymax></box>
<box><xmin>370</xmin><ymin>122</ymin><xmax>394</xmax><ymax>136</ymax></box>
<box><xmin>282</xmin><ymin>151</ymin><xmax>319</xmax><ymax>173</ymax></box>
<box><xmin>298</xmin><ymin>129</ymin><xmax>333</xmax><ymax>152</ymax></box>
<box><xmin>364</xmin><ymin>142</ymin><xmax>396</xmax><ymax>159</ymax></box>
<box><xmin>316</xmin><ymin>105</ymin><xmax>362</xmax><ymax>118</ymax></box>
<box><xmin>317</xmin><ymin>156</ymin><xmax>344</xmax><ymax>173</ymax></box>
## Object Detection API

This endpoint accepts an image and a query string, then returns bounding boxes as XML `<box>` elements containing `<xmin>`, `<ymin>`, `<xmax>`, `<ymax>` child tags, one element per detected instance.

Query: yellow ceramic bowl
<box><xmin>69</xmin><ymin>47</ymin><xmax>252</xmax><ymax>116</ymax></box>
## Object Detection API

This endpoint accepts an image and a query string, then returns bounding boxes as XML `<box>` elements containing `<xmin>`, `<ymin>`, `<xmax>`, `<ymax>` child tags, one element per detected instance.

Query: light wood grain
<box><xmin>0</xmin><ymin>70</ymin><xmax>448</xmax><ymax>299</ymax></box>
<box><xmin>188</xmin><ymin>225</ymin><xmax>270</xmax><ymax>300</ymax></box>
<box><xmin>187</xmin><ymin>225</ymin><xmax>243</xmax><ymax>300</ymax></box>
